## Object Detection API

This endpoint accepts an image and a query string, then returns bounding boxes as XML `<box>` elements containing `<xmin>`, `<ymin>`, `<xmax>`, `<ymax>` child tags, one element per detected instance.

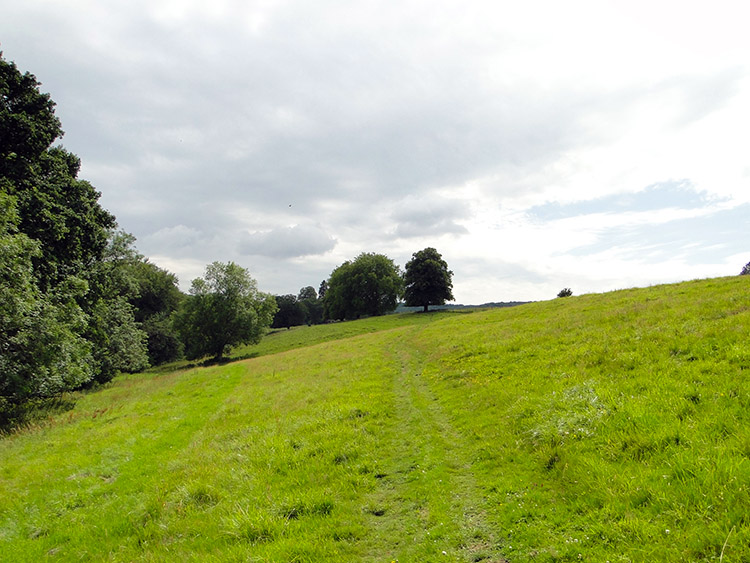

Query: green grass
<box><xmin>1</xmin><ymin>276</ymin><xmax>749</xmax><ymax>561</ymax></box>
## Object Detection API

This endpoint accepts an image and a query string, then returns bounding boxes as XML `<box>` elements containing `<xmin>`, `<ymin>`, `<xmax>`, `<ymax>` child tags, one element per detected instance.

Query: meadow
<box><xmin>1</xmin><ymin>276</ymin><xmax>748</xmax><ymax>562</ymax></box>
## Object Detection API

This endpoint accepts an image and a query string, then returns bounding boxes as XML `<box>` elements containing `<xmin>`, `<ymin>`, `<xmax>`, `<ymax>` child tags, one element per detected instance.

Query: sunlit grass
<box><xmin>1</xmin><ymin>276</ymin><xmax>748</xmax><ymax>561</ymax></box>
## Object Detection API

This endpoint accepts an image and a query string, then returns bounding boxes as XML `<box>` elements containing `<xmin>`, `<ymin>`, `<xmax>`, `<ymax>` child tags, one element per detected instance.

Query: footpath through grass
<box><xmin>1</xmin><ymin>276</ymin><xmax>749</xmax><ymax>561</ymax></box>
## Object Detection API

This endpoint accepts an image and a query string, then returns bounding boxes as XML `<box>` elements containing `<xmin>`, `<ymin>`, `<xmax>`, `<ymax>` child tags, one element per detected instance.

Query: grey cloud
<box><xmin>12</xmin><ymin>0</ymin><xmax>606</xmax><ymax>244</ymax></box>
<box><xmin>391</xmin><ymin>197</ymin><xmax>471</xmax><ymax>238</ymax></box>
<box><xmin>238</xmin><ymin>224</ymin><xmax>337</xmax><ymax>258</ymax></box>
<box><xmin>142</xmin><ymin>224</ymin><xmax>202</xmax><ymax>250</ymax></box>
<box><xmin>5</xmin><ymin>0</ymin><xmax>749</xmax><ymax>304</ymax></box>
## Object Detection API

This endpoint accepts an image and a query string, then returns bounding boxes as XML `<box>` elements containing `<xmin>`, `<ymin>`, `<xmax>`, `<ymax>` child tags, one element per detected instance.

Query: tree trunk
<box><xmin>423</xmin><ymin>304</ymin><xmax>429</xmax><ymax>312</ymax></box>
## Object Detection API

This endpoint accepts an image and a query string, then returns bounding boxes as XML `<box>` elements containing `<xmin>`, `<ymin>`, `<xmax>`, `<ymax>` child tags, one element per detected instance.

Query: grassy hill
<box><xmin>1</xmin><ymin>276</ymin><xmax>748</xmax><ymax>562</ymax></box>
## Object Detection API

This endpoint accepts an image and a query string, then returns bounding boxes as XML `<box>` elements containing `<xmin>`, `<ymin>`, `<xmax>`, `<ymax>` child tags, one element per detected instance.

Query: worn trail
<box><xmin>356</xmin><ymin>328</ymin><xmax>505</xmax><ymax>562</ymax></box>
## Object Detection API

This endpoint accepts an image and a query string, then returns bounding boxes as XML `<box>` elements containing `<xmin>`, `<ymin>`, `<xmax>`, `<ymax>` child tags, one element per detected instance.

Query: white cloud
<box><xmin>3</xmin><ymin>0</ymin><xmax>750</xmax><ymax>303</ymax></box>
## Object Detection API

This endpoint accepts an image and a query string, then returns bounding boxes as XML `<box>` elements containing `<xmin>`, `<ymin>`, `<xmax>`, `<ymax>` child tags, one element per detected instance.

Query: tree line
<box><xmin>272</xmin><ymin>247</ymin><xmax>454</xmax><ymax>329</ymax></box>
<box><xmin>0</xmin><ymin>55</ymin><xmax>455</xmax><ymax>424</ymax></box>
<box><xmin>0</xmin><ymin>55</ymin><xmax>277</xmax><ymax>423</ymax></box>
<box><xmin>1</xmin><ymin>54</ymin><xmax>191</xmax><ymax>423</ymax></box>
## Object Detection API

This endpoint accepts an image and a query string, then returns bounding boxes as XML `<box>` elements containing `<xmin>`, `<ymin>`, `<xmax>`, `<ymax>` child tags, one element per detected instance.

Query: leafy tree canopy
<box><xmin>318</xmin><ymin>280</ymin><xmax>328</xmax><ymax>300</ymax></box>
<box><xmin>0</xmin><ymin>193</ymin><xmax>93</xmax><ymax>410</ymax></box>
<box><xmin>0</xmin><ymin>55</ymin><xmax>62</xmax><ymax>182</ymax></box>
<box><xmin>1</xmin><ymin>54</ymin><xmax>144</xmax><ymax>407</ymax></box>
<box><xmin>175</xmin><ymin>262</ymin><xmax>277</xmax><ymax>360</ymax></box>
<box><xmin>325</xmin><ymin>253</ymin><xmax>403</xmax><ymax>320</ymax></box>
<box><xmin>297</xmin><ymin>286</ymin><xmax>323</xmax><ymax>325</ymax></box>
<box><xmin>403</xmin><ymin>247</ymin><xmax>454</xmax><ymax>312</ymax></box>
<box><xmin>2</xmin><ymin>55</ymin><xmax>115</xmax><ymax>291</ymax></box>
<box><xmin>272</xmin><ymin>294</ymin><xmax>306</xmax><ymax>329</ymax></box>
<box><xmin>298</xmin><ymin>286</ymin><xmax>317</xmax><ymax>301</ymax></box>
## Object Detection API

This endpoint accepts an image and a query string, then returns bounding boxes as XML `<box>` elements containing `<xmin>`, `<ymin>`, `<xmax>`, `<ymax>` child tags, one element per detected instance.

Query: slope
<box><xmin>0</xmin><ymin>276</ymin><xmax>748</xmax><ymax>562</ymax></box>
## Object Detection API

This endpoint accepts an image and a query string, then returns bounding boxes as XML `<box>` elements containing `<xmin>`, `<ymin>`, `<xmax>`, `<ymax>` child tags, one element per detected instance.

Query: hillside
<box><xmin>1</xmin><ymin>276</ymin><xmax>748</xmax><ymax>562</ymax></box>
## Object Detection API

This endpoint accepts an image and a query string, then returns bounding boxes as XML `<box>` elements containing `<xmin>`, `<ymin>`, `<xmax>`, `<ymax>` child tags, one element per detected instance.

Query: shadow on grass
<box><xmin>200</xmin><ymin>352</ymin><xmax>260</xmax><ymax>367</ymax></box>
<box><xmin>0</xmin><ymin>395</ymin><xmax>78</xmax><ymax>436</ymax></box>
<box><xmin>144</xmin><ymin>350</ymin><xmax>262</xmax><ymax>376</ymax></box>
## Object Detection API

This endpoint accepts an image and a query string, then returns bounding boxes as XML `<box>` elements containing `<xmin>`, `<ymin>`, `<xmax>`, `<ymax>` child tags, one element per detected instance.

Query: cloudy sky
<box><xmin>4</xmin><ymin>0</ymin><xmax>749</xmax><ymax>303</ymax></box>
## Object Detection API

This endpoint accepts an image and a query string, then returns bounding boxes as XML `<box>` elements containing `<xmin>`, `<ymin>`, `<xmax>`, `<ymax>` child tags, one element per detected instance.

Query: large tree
<box><xmin>0</xmin><ymin>193</ymin><xmax>93</xmax><ymax>414</ymax></box>
<box><xmin>1</xmin><ymin>56</ymin><xmax>62</xmax><ymax>186</ymax></box>
<box><xmin>1</xmin><ymin>54</ymin><xmax>149</xmax><ymax>409</ymax></box>
<box><xmin>175</xmin><ymin>262</ymin><xmax>277</xmax><ymax>361</ymax></box>
<box><xmin>325</xmin><ymin>253</ymin><xmax>403</xmax><ymax>320</ymax></box>
<box><xmin>403</xmin><ymin>247</ymin><xmax>454</xmax><ymax>312</ymax></box>
<box><xmin>2</xmin><ymin>56</ymin><xmax>116</xmax><ymax>291</ymax></box>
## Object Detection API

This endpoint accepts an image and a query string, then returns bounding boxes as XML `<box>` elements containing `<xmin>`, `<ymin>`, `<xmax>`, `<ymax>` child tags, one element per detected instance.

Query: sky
<box><xmin>3</xmin><ymin>0</ymin><xmax>749</xmax><ymax>303</ymax></box>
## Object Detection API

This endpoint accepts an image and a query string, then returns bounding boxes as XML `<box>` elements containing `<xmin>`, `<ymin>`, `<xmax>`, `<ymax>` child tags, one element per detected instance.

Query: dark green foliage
<box><xmin>298</xmin><ymin>286</ymin><xmax>324</xmax><ymax>325</ymax></box>
<box><xmin>2</xmin><ymin>54</ymin><xmax>115</xmax><ymax>291</ymax></box>
<box><xmin>557</xmin><ymin>287</ymin><xmax>573</xmax><ymax>297</ymax></box>
<box><xmin>97</xmin><ymin>232</ymin><xmax>183</xmax><ymax>365</ymax></box>
<box><xmin>0</xmin><ymin>193</ymin><xmax>93</xmax><ymax>408</ymax></box>
<box><xmin>324</xmin><ymin>253</ymin><xmax>403</xmax><ymax>320</ymax></box>
<box><xmin>403</xmin><ymin>247</ymin><xmax>454</xmax><ymax>312</ymax></box>
<box><xmin>16</xmin><ymin>148</ymin><xmax>115</xmax><ymax>291</ymax></box>
<box><xmin>175</xmin><ymin>262</ymin><xmax>277</xmax><ymax>360</ymax></box>
<box><xmin>302</xmin><ymin>299</ymin><xmax>324</xmax><ymax>325</ymax></box>
<box><xmin>0</xmin><ymin>55</ymin><xmax>62</xmax><ymax>183</ymax></box>
<box><xmin>0</xmin><ymin>54</ymin><xmax>155</xmax><ymax>412</ymax></box>
<box><xmin>121</xmin><ymin>255</ymin><xmax>183</xmax><ymax>365</ymax></box>
<box><xmin>126</xmin><ymin>260</ymin><xmax>182</xmax><ymax>323</ymax></box>
<box><xmin>318</xmin><ymin>280</ymin><xmax>328</xmax><ymax>300</ymax></box>
<box><xmin>141</xmin><ymin>314</ymin><xmax>183</xmax><ymax>365</ymax></box>
<box><xmin>80</xmin><ymin>231</ymin><xmax>151</xmax><ymax>382</ymax></box>
<box><xmin>298</xmin><ymin>286</ymin><xmax>317</xmax><ymax>301</ymax></box>
<box><xmin>272</xmin><ymin>294</ymin><xmax>306</xmax><ymax>329</ymax></box>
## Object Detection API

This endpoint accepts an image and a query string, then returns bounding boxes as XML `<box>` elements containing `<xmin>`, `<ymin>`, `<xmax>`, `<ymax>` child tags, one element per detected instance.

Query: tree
<box><xmin>87</xmin><ymin>297</ymin><xmax>149</xmax><ymax>380</ymax></box>
<box><xmin>740</xmin><ymin>262</ymin><xmax>750</xmax><ymax>276</ymax></box>
<box><xmin>557</xmin><ymin>288</ymin><xmax>573</xmax><ymax>298</ymax></box>
<box><xmin>298</xmin><ymin>286</ymin><xmax>317</xmax><ymax>301</ymax></box>
<box><xmin>2</xmin><ymin>54</ymin><xmax>114</xmax><ymax>290</ymax></box>
<box><xmin>272</xmin><ymin>294</ymin><xmax>306</xmax><ymax>329</ymax></box>
<box><xmin>318</xmin><ymin>280</ymin><xmax>328</xmax><ymax>300</ymax></box>
<box><xmin>324</xmin><ymin>253</ymin><xmax>403</xmax><ymax>320</ymax></box>
<box><xmin>403</xmin><ymin>247</ymin><xmax>454</xmax><ymax>312</ymax></box>
<box><xmin>2</xmin><ymin>55</ymin><xmax>115</xmax><ymax>292</ymax></box>
<box><xmin>0</xmin><ymin>193</ymin><xmax>94</xmax><ymax>416</ymax></box>
<box><xmin>1</xmin><ymin>54</ymin><xmax>149</xmax><ymax>406</ymax></box>
<box><xmin>0</xmin><ymin>54</ymin><xmax>152</xmax><ymax>389</ymax></box>
<box><xmin>1</xmin><ymin>55</ymin><xmax>62</xmax><ymax>186</ymax></box>
<box><xmin>124</xmin><ymin>257</ymin><xmax>184</xmax><ymax>365</ymax></box>
<box><xmin>298</xmin><ymin>286</ymin><xmax>323</xmax><ymax>325</ymax></box>
<box><xmin>82</xmin><ymin>230</ymin><xmax>150</xmax><ymax>382</ymax></box>
<box><xmin>175</xmin><ymin>262</ymin><xmax>277</xmax><ymax>361</ymax></box>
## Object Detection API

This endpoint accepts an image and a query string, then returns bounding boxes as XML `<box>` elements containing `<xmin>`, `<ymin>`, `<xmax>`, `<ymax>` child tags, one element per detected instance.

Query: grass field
<box><xmin>1</xmin><ymin>276</ymin><xmax>749</xmax><ymax>561</ymax></box>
